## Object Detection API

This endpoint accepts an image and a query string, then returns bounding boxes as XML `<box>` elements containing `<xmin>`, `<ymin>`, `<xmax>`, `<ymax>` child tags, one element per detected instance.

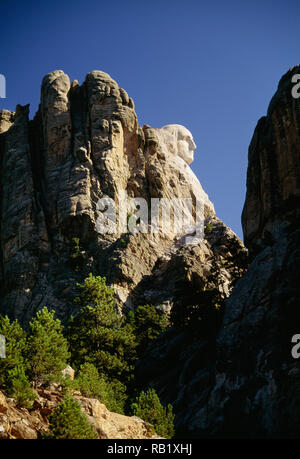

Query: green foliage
<box><xmin>59</xmin><ymin>373</ymin><xmax>78</xmax><ymax>396</ymax></box>
<box><xmin>131</xmin><ymin>388</ymin><xmax>175</xmax><ymax>438</ymax></box>
<box><xmin>72</xmin><ymin>237</ymin><xmax>81</xmax><ymax>256</ymax></box>
<box><xmin>75</xmin><ymin>363</ymin><xmax>109</xmax><ymax>403</ymax></box>
<box><xmin>47</xmin><ymin>395</ymin><xmax>97</xmax><ymax>439</ymax></box>
<box><xmin>67</xmin><ymin>274</ymin><xmax>137</xmax><ymax>385</ymax></box>
<box><xmin>75</xmin><ymin>363</ymin><xmax>126</xmax><ymax>414</ymax></box>
<box><xmin>127</xmin><ymin>212</ymin><xmax>132</xmax><ymax>224</ymax></box>
<box><xmin>7</xmin><ymin>365</ymin><xmax>36</xmax><ymax>408</ymax></box>
<box><xmin>27</xmin><ymin>307</ymin><xmax>70</xmax><ymax>385</ymax></box>
<box><xmin>127</xmin><ymin>305</ymin><xmax>168</xmax><ymax>352</ymax></box>
<box><xmin>74</xmin><ymin>272</ymin><xmax>116</xmax><ymax>310</ymax></box>
<box><xmin>204</xmin><ymin>223</ymin><xmax>213</xmax><ymax>234</ymax></box>
<box><xmin>0</xmin><ymin>315</ymin><xmax>27</xmax><ymax>389</ymax></box>
<box><xmin>70</xmin><ymin>237</ymin><xmax>83</xmax><ymax>271</ymax></box>
<box><xmin>104</xmin><ymin>378</ymin><xmax>127</xmax><ymax>414</ymax></box>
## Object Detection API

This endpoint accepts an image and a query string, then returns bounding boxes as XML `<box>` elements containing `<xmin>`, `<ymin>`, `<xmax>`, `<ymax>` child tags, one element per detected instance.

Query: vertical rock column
<box><xmin>242</xmin><ymin>66</ymin><xmax>300</xmax><ymax>255</ymax></box>
<box><xmin>40</xmin><ymin>70</ymin><xmax>72</xmax><ymax>240</ymax></box>
<box><xmin>0</xmin><ymin>105</ymin><xmax>48</xmax><ymax>321</ymax></box>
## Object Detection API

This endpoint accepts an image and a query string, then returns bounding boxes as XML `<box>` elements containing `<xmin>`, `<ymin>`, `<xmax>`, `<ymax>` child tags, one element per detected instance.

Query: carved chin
<box><xmin>178</xmin><ymin>149</ymin><xmax>194</xmax><ymax>164</ymax></box>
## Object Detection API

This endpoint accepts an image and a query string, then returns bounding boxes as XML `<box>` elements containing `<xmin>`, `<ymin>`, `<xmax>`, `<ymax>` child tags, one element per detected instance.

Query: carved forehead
<box><xmin>161</xmin><ymin>124</ymin><xmax>193</xmax><ymax>139</ymax></box>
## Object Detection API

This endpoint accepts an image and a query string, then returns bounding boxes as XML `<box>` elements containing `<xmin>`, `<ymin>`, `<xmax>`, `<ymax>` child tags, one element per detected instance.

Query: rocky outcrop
<box><xmin>242</xmin><ymin>66</ymin><xmax>300</xmax><ymax>257</ymax></box>
<box><xmin>73</xmin><ymin>395</ymin><xmax>159</xmax><ymax>439</ymax></box>
<box><xmin>0</xmin><ymin>70</ymin><xmax>228</xmax><ymax>324</ymax></box>
<box><xmin>203</xmin><ymin>66</ymin><xmax>300</xmax><ymax>438</ymax></box>
<box><xmin>0</xmin><ymin>387</ymin><xmax>160</xmax><ymax>439</ymax></box>
<box><xmin>136</xmin><ymin>67</ymin><xmax>300</xmax><ymax>438</ymax></box>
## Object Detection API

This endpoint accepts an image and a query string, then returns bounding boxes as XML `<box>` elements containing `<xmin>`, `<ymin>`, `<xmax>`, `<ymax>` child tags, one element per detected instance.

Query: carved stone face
<box><xmin>160</xmin><ymin>124</ymin><xmax>196</xmax><ymax>164</ymax></box>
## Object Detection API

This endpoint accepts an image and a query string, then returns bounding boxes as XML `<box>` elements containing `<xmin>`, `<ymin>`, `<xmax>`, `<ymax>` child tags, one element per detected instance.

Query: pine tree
<box><xmin>0</xmin><ymin>314</ymin><xmax>27</xmax><ymax>389</ymax></box>
<box><xmin>75</xmin><ymin>362</ymin><xmax>126</xmax><ymax>414</ymax></box>
<box><xmin>27</xmin><ymin>307</ymin><xmax>70</xmax><ymax>385</ymax></box>
<box><xmin>131</xmin><ymin>388</ymin><xmax>175</xmax><ymax>438</ymax></box>
<box><xmin>67</xmin><ymin>274</ymin><xmax>137</xmax><ymax>384</ymax></box>
<box><xmin>7</xmin><ymin>365</ymin><xmax>36</xmax><ymax>408</ymax></box>
<box><xmin>47</xmin><ymin>396</ymin><xmax>97</xmax><ymax>439</ymax></box>
<box><xmin>75</xmin><ymin>362</ymin><xmax>108</xmax><ymax>402</ymax></box>
<box><xmin>127</xmin><ymin>305</ymin><xmax>168</xmax><ymax>352</ymax></box>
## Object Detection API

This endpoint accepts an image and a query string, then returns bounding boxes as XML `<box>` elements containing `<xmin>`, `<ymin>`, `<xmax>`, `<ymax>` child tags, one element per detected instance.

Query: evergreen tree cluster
<box><xmin>0</xmin><ymin>273</ymin><xmax>174</xmax><ymax>439</ymax></box>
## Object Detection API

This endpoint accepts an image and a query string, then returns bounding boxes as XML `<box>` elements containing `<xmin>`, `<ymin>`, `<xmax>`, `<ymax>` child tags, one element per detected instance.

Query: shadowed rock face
<box><xmin>204</xmin><ymin>67</ymin><xmax>300</xmax><ymax>438</ymax></box>
<box><xmin>136</xmin><ymin>67</ymin><xmax>300</xmax><ymax>438</ymax></box>
<box><xmin>0</xmin><ymin>69</ymin><xmax>242</xmax><ymax>325</ymax></box>
<box><xmin>242</xmin><ymin>66</ymin><xmax>300</xmax><ymax>257</ymax></box>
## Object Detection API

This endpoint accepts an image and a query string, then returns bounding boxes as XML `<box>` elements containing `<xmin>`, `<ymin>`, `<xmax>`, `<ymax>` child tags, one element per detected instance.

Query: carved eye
<box><xmin>112</xmin><ymin>122</ymin><xmax>121</xmax><ymax>133</ymax></box>
<box><xmin>99</xmin><ymin>119</ymin><xmax>109</xmax><ymax>131</ymax></box>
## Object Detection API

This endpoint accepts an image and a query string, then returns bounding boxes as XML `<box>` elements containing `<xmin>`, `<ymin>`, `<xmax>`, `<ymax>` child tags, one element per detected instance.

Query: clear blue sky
<box><xmin>1</xmin><ymin>0</ymin><xmax>299</xmax><ymax>240</ymax></box>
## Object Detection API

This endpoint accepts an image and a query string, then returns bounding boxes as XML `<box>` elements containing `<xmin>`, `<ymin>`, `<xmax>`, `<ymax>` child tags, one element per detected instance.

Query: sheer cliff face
<box><xmin>210</xmin><ymin>67</ymin><xmax>300</xmax><ymax>438</ymax></box>
<box><xmin>0</xmin><ymin>69</ymin><xmax>233</xmax><ymax>323</ymax></box>
<box><xmin>136</xmin><ymin>67</ymin><xmax>300</xmax><ymax>438</ymax></box>
<box><xmin>242</xmin><ymin>66</ymin><xmax>300</xmax><ymax>256</ymax></box>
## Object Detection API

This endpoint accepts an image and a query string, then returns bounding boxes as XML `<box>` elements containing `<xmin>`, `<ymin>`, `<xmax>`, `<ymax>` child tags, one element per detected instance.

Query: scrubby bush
<box><xmin>75</xmin><ymin>362</ymin><xmax>126</xmax><ymax>414</ymax></box>
<box><xmin>47</xmin><ymin>396</ymin><xmax>97</xmax><ymax>439</ymax></box>
<box><xmin>70</xmin><ymin>237</ymin><xmax>84</xmax><ymax>271</ymax></box>
<box><xmin>204</xmin><ymin>223</ymin><xmax>213</xmax><ymax>234</ymax></box>
<box><xmin>131</xmin><ymin>388</ymin><xmax>175</xmax><ymax>438</ymax></box>
<box><xmin>75</xmin><ymin>363</ymin><xmax>109</xmax><ymax>403</ymax></box>
<box><xmin>7</xmin><ymin>365</ymin><xmax>36</xmax><ymax>408</ymax></box>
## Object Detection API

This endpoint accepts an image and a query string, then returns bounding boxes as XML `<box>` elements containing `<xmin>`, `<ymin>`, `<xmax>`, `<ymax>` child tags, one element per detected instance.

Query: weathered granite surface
<box><xmin>0</xmin><ymin>386</ymin><xmax>160</xmax><ymax>439</ymax></box>
<box><xmin>0</xmin><ymin>70</ymin><xmax>238</xmax><ymax>325</ymax></box>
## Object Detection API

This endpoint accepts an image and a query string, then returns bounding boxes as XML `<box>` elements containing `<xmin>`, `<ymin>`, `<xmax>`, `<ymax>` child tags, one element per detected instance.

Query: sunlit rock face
<box><xmin>155</xmin><ymin>124</ymin><xmax>214</xmax><ymax>216</ymax></box>
<box><xmin>0</xmin><ymin>387</ymin><xmax>161</xmax><ymax>439</ymax></box>
<box><xmin>0</xmin><ymin>69</ymin><xmax>251</xmax><ymax>438</ymax></box>
<box><xmin>0</xmin><ymin>70</ymin><xmax>242</xmax><ymax>327</ymax></box>
<box><xmin>159</xmin><ymin>124</ymin><xmax>196</xmax><ymax>164</ymax></box>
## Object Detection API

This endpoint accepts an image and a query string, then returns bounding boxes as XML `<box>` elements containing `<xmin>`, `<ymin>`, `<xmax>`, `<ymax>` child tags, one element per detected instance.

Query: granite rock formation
<box><xmin>0</xmin><ymin>70</ymin><xmax>239</xmax><ymax>325</ymax></box>
<box><xmin>0</xmin><ymin>386</ymin><xmax>160</xmax><ymax>439</ymax></box>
